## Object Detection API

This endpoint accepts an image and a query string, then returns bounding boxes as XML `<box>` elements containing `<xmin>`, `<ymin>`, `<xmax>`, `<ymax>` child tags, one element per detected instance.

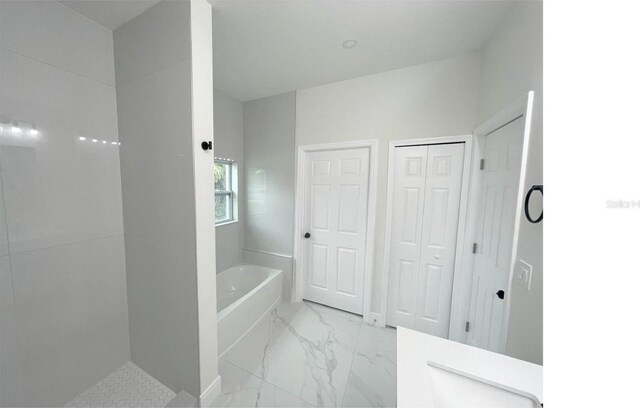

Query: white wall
<box><xmin>189</xmin><ymin>1</ymin><xmax>219</xmax><ymax>402</ymax></box>
<box><xmin>295</xmin><ymin>53</ymin><xmax>481</xmax><ymax>315</ymax></box>
<box><xmin>214</xmin><ymin>91</ymin><xmax>244</xmax><ymax>272</ymax></box>
<box><xmin>477</xmin><ymin>1</ymin><xmax>543</xmax><ymax>365</ymax></box>
<box><xmin>115</xmin><ymin>0</ymin><xmax>201</xmax><ymax>397</ymax></box>
<box><xmin>0</xmin><ymin>1</ymin><xmax>129</xmax><ymax>405</ymax></box>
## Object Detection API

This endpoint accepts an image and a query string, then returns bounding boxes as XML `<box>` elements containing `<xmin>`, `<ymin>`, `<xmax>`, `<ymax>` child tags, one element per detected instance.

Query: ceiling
<box><xmin>59</xmin><ymin>0</ymin><xmax>513</xmax><ymax>102</ymax></box>
<box><xmin>213</xmin><ymin>1</ymin><xmax>513</xmax><ymax>101</ymax></box>
<box><xmin>60</xmin><ymin>0</ymin><xmax>162</xmax><ymax>30</ymax></box>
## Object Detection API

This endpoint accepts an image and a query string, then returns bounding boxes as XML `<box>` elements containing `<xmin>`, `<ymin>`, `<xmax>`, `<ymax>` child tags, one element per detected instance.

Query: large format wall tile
<box><xmin>114</xmin><ymin>1</ymin><xmax>201</xmax><ymax>397</ymax></box>
<box><xmin>0</xmin><ymin>1</ymin><xmax>115</xmax><ymax>86</ymax></box>
<box><xmin>0</xmin><ymin>2</ymin><xmax>130</xmax><ymax>406</ymax></box>
<box><xmin>0</xmin><ymin>49</ymin><xmax>124</xmax><ymax>254</ymax></box>
<box><xmin>123</xmin><ymin>234</ymin><xmax>199</xmax><ymax>396</ymax></box>
<box><xmin>243</xmin><ymin>93</ymin><xmax>296</xmax><ymax>256</ymax></box>
<box><xmin>117</xmin><ymin>58</ymin><xmax>196</xmax><ymax>249</ymax></box>
<box><xmin>113</xmin><ymin>0</ymin><xmax>190</xmax><ymax>86</ymax></box>
<box><xmin>242</xmin><ymin>249</ymin><xmax>293</xmax><ymax>301</ymax></box>
<box><xmin>0</xmin><ymin>180</ymin><xmax>9</xmax><ymax>257</ymax></box>
<box><xmin>7</xmin><ymin>235</ymin><xmax>129</xmax><ymax>406</ymax></box>
<box><xmin>0</xmin><ymin>255</ymin><xmax>23</xmax><ymax>406</ymax></box>
<box><xmin>213</xmin><ymin>91</ymin><xmax>244</xmax><ymax>272</ymax></box>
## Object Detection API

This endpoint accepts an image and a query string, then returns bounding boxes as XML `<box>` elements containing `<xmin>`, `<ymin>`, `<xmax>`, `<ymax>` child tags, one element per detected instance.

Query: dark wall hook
<box><xmin>524</xmin><ymin>184</ymin><xmax>543</xmax><ymax>224</ymax></box>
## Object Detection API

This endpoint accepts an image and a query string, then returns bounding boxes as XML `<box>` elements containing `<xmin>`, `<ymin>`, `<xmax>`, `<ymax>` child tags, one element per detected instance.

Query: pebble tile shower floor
<box><xmin>64</xmin><ymin>362</ymin><xmax>176</xmax><ymax>408</ymax></box>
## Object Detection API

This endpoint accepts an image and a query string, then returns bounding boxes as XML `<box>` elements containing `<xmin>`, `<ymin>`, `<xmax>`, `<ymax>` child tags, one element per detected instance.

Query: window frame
<box><xmin>215</xmin><ymin>158</ymin><xmax>238</xmax><ymax>226</ymax></box>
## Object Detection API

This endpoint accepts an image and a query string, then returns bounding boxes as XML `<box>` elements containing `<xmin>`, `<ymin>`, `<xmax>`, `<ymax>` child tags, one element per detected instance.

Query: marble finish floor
<box><xmin>213</xmin><ymin>301</ymin><xmax>397</xmax><ymax>408</ymax></box>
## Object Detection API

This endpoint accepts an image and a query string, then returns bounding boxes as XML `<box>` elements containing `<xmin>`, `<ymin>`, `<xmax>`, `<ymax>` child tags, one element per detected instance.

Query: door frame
<box><xmin>380</xmin><ymin>134</ymin><xmax>473</xmax><ymax>330</ymax></box>
<box><xmin>292</xmin><ymin>139</ymin><xmax>378</xmax><ymax>321</ymax></box>
<box><xmin>449</xmin><ymin>91</ymin><xmax>536</xmax><ymax>352</ymax></box>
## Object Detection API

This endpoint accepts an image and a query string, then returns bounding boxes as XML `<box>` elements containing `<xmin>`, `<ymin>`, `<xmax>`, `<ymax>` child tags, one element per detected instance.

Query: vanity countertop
<box><xmin>397</xmin><ymin>327</ymin><xmax>543</xmax><ymax>407</ymax></box>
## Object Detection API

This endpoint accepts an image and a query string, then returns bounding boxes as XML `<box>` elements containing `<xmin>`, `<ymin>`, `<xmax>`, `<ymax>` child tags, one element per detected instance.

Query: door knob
<box><xmin>304</xmin><ymin>232</ymin><xmax>311</xmax><ymax>239</ymax></box>
<box><xmin>496</xmin><ymin>290</ymin><xmax>505</xmax><ymax>300</ymax></box>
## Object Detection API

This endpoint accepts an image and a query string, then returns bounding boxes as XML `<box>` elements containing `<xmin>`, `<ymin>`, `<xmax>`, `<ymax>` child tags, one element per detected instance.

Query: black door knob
<box><xmin>201</xmin><ymin>141</ymin><xmax>212</xmax><ymax>151</ymax></box>
<box><xmin>496</xmin><ymin>290</ymin><xmax>505</xmax><ymax>300</ymax></box>
<box><xmin>304</xmin><ymin>232</ymin><xmax>311</xmax><ymax>239</ymax></box>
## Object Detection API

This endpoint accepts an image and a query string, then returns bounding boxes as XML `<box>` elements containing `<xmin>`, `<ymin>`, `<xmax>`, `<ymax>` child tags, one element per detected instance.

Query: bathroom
<box><xmin>0</xmin><ymin>0</ymin><xmax>547</xmax><ymax>407</ymax></box>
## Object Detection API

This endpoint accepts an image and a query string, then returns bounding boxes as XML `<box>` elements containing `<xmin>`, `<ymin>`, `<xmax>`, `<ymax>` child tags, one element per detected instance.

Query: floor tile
<box><xmin>342</xmin><ymin>325</ymin><xmax>397</xmax><ymax>407</ymax></box>
<box><xmin>224</xmin><ymin>301</ymin><xmax>364</xmax><ymax>407</ymax></box>
<box><xmin>212</xmin><ymin>360</ymin><xmax>311</xmax><ymax>408</ymax></box>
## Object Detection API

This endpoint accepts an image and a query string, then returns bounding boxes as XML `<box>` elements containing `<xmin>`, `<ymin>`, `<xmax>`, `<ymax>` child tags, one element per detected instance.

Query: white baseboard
<box><xmin>166</xmin><ymin>390</ymin><xmax>197</xmax><ymax>407</ymax></box>
<box><xmin>199</xmin><ymin>375</ymin><xmax>221</xmax><ymax>408</ymax></box>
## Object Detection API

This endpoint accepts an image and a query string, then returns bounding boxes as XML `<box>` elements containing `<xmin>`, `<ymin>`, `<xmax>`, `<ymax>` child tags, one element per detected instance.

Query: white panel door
<box><xmin>387</xmin><ymin>143</ymin><xmax>465</xmax><ymax>338</ymax></box>
<box><xmin>467</xmin><ymin>117</ymin><xmax>525</xmax><ymax>352</ymax></box>
<box><xmin>303</xmin><ymin>147</ymin><xmax>370</xmax><ymax>314</ymax></box>
<box><xmin>386</xmin><ymin>145</ymin><xmax>429</xmax><ymax>328</ymax></box>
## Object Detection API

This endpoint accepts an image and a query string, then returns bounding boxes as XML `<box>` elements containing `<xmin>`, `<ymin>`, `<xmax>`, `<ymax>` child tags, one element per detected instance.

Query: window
<box><xmin>215</xmin><ymin>159</ymin><xmax>237</xmax><ymax>225</ymax></box>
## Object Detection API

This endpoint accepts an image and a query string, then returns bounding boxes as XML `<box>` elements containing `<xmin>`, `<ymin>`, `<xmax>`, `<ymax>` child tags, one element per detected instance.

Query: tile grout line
<box><xmin>222</xmin><ymin>359</ymin><xmax>309</xmax><ymax>406</ymax></box>
<box><xmin>0</xmin><ymin>46</ymin><xmax>116</xmax><ymax>88</ymax></box>
<box><xmin>339</xmin><ymin>319</ymin><xmax>365</xmax><ymax>407</ymax></box>
<box><xmin>6</xmin><ymin>232</ymin><xmax>125</xmax><ymax>256</ymax></box>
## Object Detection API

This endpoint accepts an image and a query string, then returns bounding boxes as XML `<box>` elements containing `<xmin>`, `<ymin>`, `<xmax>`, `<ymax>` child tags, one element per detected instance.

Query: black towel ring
<box><xmin>524</xmin><ymin>185</ymin><xmax>543</xmax><ymax>224</ymax></box>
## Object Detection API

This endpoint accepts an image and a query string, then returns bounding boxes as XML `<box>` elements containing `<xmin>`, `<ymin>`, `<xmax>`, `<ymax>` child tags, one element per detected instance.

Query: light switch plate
<box><xmin>515</xmin><ymin>260</ymin><xmax>533</xmax><ymax>291</ymax></box>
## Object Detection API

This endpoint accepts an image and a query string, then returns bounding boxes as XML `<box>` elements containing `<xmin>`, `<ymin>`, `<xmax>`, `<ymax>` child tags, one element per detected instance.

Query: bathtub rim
<box><xmin>216</xmin><ymin>264</ymin><xmax>283</xmax><ymax>321</ymax></box>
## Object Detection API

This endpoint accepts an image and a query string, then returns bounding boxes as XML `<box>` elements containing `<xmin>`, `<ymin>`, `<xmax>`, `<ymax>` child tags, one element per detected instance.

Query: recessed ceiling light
<box><xmin>342</xmin><ymin>40</ymin><xmax>358</xmax><ymax>49</ymax></box>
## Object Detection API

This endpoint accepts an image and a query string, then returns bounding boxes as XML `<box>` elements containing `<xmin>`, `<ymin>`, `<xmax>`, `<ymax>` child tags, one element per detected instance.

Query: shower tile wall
<box><xmin>213</xmin><ymin>91</ymin><xmax>244</xmax><ymax>273</ymax></box>
<box><xmin>114</xmin><ymin>0</ymin><xmax>200</xmax><ymax>398</ymax></box>
<box><xmin>242</xmin><ymin>93</ymin><xmax>296</xmax><ymax>299</ymax></box>
<box><xmin>0</xmin><ymin>1</ymin><xmax>130</xmax><ymax>406</ymax></box>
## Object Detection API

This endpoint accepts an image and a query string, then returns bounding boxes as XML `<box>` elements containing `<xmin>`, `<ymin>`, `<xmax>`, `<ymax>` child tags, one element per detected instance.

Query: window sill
<box><xmin>215</xmin><ymin>219</ymin><xmax>239</xmax><ymax>228</ymax></box>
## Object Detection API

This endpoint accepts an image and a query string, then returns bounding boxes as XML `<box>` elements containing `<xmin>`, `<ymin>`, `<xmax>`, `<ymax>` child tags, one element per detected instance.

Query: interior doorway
<box><xmin>293</xmin><ymin>141</ymin><xmax>378</xmax><ymax>316</ymax></box>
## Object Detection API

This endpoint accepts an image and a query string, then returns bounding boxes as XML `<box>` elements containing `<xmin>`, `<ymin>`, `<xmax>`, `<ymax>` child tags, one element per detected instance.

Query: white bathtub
<box><xmin>216</xmin><ymin>264</ymin><xmax>283</xmax><ymax>357</ymax></box>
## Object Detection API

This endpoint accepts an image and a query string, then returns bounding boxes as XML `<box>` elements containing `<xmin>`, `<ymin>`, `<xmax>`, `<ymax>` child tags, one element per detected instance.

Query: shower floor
<box><xmin>65</xmin><ymin>362</ymin><xmax>176</xmax><ymax>408</ymax></box>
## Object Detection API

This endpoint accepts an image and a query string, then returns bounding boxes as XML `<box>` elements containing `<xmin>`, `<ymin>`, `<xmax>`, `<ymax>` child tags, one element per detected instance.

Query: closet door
<box><xmin>386</xmin><ymin>145</ymin><xmax>430</xmax><ymax>329</ymax></box>
<box><xmin>386</xmin><ymin>143</ymin><xmax>465</xmax><ymax>338</ymax></box>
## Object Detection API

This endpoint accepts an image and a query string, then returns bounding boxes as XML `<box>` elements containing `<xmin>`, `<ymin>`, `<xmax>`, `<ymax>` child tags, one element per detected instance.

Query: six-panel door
<box><xmin>467</xmin><ymin>117</ymin><xmax>525</xmax><ymax>352</ymax></box>
<box><xmin>302</xmin><ymin>147</ymin><xmax>370</xmax><ymax>314</ymax></box>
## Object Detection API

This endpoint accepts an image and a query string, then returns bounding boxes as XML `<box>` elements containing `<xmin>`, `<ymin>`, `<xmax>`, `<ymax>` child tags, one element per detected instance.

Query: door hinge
<box><xmin>472</xmin><ymin>243</ymin><xmax>478</xmax><ymax>254</ymax></box>
<box><xmin>465</xmin><ymin>321</ymin><xmax>470</xmax><ymax>332</ymax></box>
<box><xmin>480</xmin><ymin>159</ymin><xmax>485</xmax><ymax>170</ymax></box>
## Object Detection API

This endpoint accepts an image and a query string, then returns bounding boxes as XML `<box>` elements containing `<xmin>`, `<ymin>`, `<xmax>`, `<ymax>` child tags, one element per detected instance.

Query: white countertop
<box><xmin>397</xmin><ymin>327</ymin><xmax>543</xmax><ymax>407</ymax></box>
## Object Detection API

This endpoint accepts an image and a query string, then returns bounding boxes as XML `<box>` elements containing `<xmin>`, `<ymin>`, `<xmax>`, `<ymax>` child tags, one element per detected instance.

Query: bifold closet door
<box><xmin>386</xmin><ymin>143</ymin><xmax>464</xmax><ymax>338</ymax></box>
